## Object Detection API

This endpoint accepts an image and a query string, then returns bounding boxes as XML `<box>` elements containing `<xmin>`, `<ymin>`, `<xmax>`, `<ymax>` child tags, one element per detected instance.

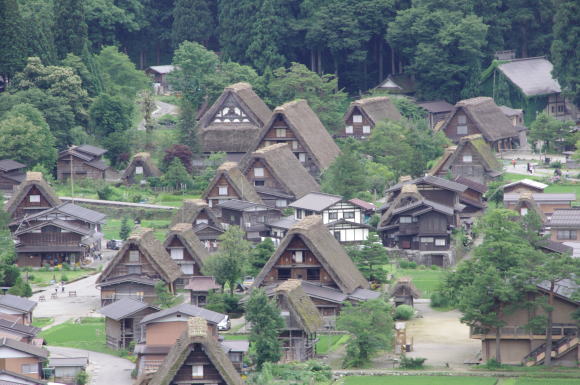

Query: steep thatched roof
<box><xmin>379</xmin><ymin>184</ymin><xmax>423</xmax><ymax>228</ymax></box>
<box><xmin>254</xmin><ymin>216</ymin><xmax>368</xmax><ymax>294</ymax></box>
<box><xmin>252</xmin><ymin>100</ymin><xmax>340</xmax><ymax>172</ymax></box>
<box><xmin>97</xmin><ymin>227</ymin><xmax>182</xmax><ymax>284</ymax></box>
<box><xmin>144</xmin><ymin>317</ymin><xmax>243</xmax><ymax>385</ymax></box>
<box><xmin>5</xmin><ymin>172</ymin><xmax>61</xmax><ymax>216</ymax></box>
<box><xmin>429</xmin><ymin>134</ymin><xmax>502</xmax><ymax>177</ymax></box>
<box><xmin>441</xmin><ymin>97</ymin><xmax>518</xmax><ymax>142</ymax></box>
<box><xmin>273</xmin><ymin>280</ymin><xmax>323</xmax><ymax>334</ymax></box>
<box><xmin>344</xmin><ymin>96</ymin><xmax>402</xmax><ymax>125</ymax></box>
<box><xmin>202</xmin><ymin>162</ymin><xmax>262</xmax><ymax>204</ymax></box>
<box><xmin>244</xmin><ymin>143</ymin><xmax>320</xmax><ymax>199</ymax></box>
<box><xmin>164</xmin><ymin>223</ymin><xmax>210</xmax><ymax>269</ymax></box>
<box><xmin>511</xmin><ymin>192</ymin><xmax>546</xmax><ymax>222</ymax></box>
<box><xmin>199</xmin><ymin>82</ymin><xmax>272</xmax><ymax>153</ymax></box>
<box><xmin>389</xmin><ymin>277</ymin><xmax>421</xmax><ymax>299</ymax></box>
<box><xmin>170</xmin><ymin>199</ymin><xmax>221</xmax><ymax>229</ymax></box>
<box><xmin>122</xmin><ymin>152</ymin><xmax>162</xmax><ymax>180</ymax></box>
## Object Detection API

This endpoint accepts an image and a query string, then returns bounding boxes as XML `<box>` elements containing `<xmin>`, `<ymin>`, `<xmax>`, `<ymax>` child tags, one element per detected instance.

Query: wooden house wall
<box><xmin>171</xmin><ymin>344</ymin><xmax>227</xmax><ymax>385</ymax></box>
<box><xmin>244</xmin><ymin>159</ymin><xmax>287</xmax><ymax>193</ymax></box>
<box><xmin>442</xmin><ymin>108</ymin><xmax>485</xmax><ymax>143</ymax></box>
<box><xmin>18</xmin><ymin>230</ymin><xmax>84</xmax><ymax>247</ymax></box>
<box><xmin>57</xmin><ymin>155</ymin><xmax>104</xmax><ymax>181</ymax></box>
<box><xmin>0</xmin><ymin>174</ymin><xmax>21</xmax><ymax>190</ymax></box>
<box><xmin>327</xmin><ymin>222</ymin><xmax>369</xmax><ymax>243</ymax></box>
<box><xmin>107</xmin><ymin>245</ymin><xmax>160</xmax><ymax>279</ymax></box>
<box><xmin>342</xmin><ymin>106</ymin><xmax>374</xmax><ymax>137</ymax></box>
<box><xmin>446</xmin><ymin>145</ymin><xmax>489</xmax><ymax>184</ymax></box>
<box><xmin>322</xmin><ymin>202</ymin><xmax>363</xmax><ymax>224</ymax></box>
<box><xmin>415</xmin><ymin>185</ymin><xmax>456</xmax><ymax>207</ymax></box>
<box><xmin>101</xmin><ymin>282</ymin><xmax>157</xmax><ymax>305</ymax></box>
<box><xmin>206</xmin><ymin>175</ymin><xmax>240</xmax><ymax>207</ymax></box>
<box><xmin>12</xmin><ymin>186</ymin><xmax>55</xmax><ymax>219</ymax></box>
<box><xmin>165</xmin><ymin>236</ymin><xmax>202</xmax><ymax>276</ymax></box>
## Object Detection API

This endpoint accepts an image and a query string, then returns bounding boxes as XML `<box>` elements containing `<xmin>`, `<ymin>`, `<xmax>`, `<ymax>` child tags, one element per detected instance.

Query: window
<box><xmin>229</xmin><ymin>352</ymin><xmax>242</xmax><ymax>362</ymax></box>
<box><xmin>296</xmin><ymin>210</ymin><xmax>303</xmax><ymax>219</ymax></box>
<box><xmin>344</xmin><ymin>212</ymin><xmax>355</xmax><ymax>219</ymax></box>
<box><xmin>128</xmin><ymin>265</ymin><xmax>141</xmax><ymax>274</ymax></box>
<box><xmin>254</xmin><ymin>180</ymin><xmax>265</xmax><ymax>186</ymax></box>
<box><xmin>275</xmin><ymin>199</ymin><xmax>287</xmax><ymax>208</ymax></box>
<box><xmin>278</xmin><ymin>268</ymin><xmax>291</xmax><ymax>280</ymax></box>
<box><xmin>362</xmin><ymin>125</ymin><xmax>371</xmax><ymax>134</ymax></box>
<box><xmin>345</xmin><ymin>125</ymin><xmax>353</xmax><ymax>134</ymax></box>
<box><xmin>129</xmin><ymin>250</ymin><xmax>139</xmax><ymax>262</ymax></box>
<box><xmin>29</xmin><ymin>195</ymin><xmax>40</xmax><ymax>203</ymax></box>
<box><xmin>196</xmin><ymin>219</ymin><xmax>208</xmax><ymax>225</ymax></box>
<box><xmin>458</xmin><ymin>114</ymin><xmax>467</xmax><ymax>124</ymax></box>
<box><xmin>334</xmin><ymin>231</ymin><xmax>341</xmax><ymax>241</ymax></box>
<box><xmin>400</xmin><ymin>216</ymin><xmax>413</xmax><ymax>224</ymax></box>
<box><xmin>192</xmin><ymin>365</ymin><xmax>204</xmax><ymax>378</ymax></box>
<box><xmin>135</xmin><ymin>166</ymin><xmax>144</xmax><ymax>175</ymax></box>
<box><xmin>170</xmin><ymin>248</ymin><xmax>184</xmax><ymax>260</ymax></box>
<box><xmin>329</xmin><ymin>212</ymin><xmax>338</xmax><ymax>220</ymax></box>
<box><xmin>276</xmin><ymin>128</ymin><xmax>286</xmax><ymax>138</ymax></box>
<box><xmin>435</xmin><ymin>238</ymin><xmax>446</xmax><ymax>246</ymax></box>
<box><xmin>292</xmin><ymin>251</ymin><xmax>303</xmax><ymax>263</ymax></box>
<box><xmin>558</xmin><ymin>105</ymin><xmax>565</xmax><ymax>113</ymax></box>
<box><xmin>462</xmin><ymin>155</ymin><xmax>473</xmax><ymax>163</ymax></box>
<box><xmin>457</xmin><ymin>125</ymin><xmax>468</xmax><ymax>135</ymax></box>
<box><xmin>520</xmin><ymin>207</ymin><xmax>528</xmax><ymax>216</ymax></box>
<box><xmin>307</xmin><ymin>268</ymin><xmax>320</xmax><ymax>281</ymax></box>
<box><xmin>298</xmin><ymin>153</ymin><xmax>306</xmax><ymax>163</ymax></box>
<box><xmin>292</xmin><ymin>140</ymin><xmax>298</xmax><ymax>150</ymax></box>
<box><xmin>557</xmin><ymin>230</ymin><xmax>577</xmax><ymax>240</ymax></box>
<box><xmin>420</xmin><ymin>237</ymin><xmax>434</xmax><ymax>243</ymax></box>
<box><xmin>181</xmin><ymin>264</ymin><xmax>194</xmax><ymax>275</ymax></box>
<box><xmin>21</xmin><ymin>364</ymin><xmax>37</xmax><ymax>374</ymax></box>
<box><xmin>353</xmin><ymin>114</ymin><xmax>363</xmax><ymax>123</ymax></box>
<box><xmin>218</xmin><ymin>186</ymin><xmax>228</xmax><ymax>196</ymax></box>
<box><xmin>254</xmin><ymin>167</ymin><xmax>264</xmax><ymax>177</ymax></box>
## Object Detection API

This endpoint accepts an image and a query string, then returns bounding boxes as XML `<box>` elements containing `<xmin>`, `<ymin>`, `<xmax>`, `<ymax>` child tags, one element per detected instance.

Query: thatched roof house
<box><xmin>139</xmin><ymin>317</ymin><xmax>243</xmax><ymax>385</ymax></box>
<box><xmin>198</xmin><ymin>82</ymin><xmax>272</xmax><ymax>155</ymax></box>
<box><xmin>242</xmin><ymin>143</ymin><xmax>320</xmax><ymax>206</ymax></box>
<box><xmin>203</xmin><ymin>162</ymin><xmax>263</xmax><ymax>207</ymax></box>
<box><xmin>389</xmin><ymin>277</ymin><xmax>421</xmax><ymax>307</ymax></box>
<box><xmin>272</xmin><ymin>280</ymin><xmax>323</xmax><ymax>334</ymax></box>
<box><xmin>122</xmin><ymin>152</ymin><xmax>162</xmax><ymax>184</ymax></box>
<box><xmin>509</xmin><ymin>192</ymin><xmax>547</xmax><ymax>222</ymax></box>
<box><xmin>170</xmin><ymin>199</ymin><xmax>221</xmax><ymax>229</ymax></box>
<box><xmin>250</xmin><ymin>99</ymin><xmax>340</xmax><ymax>177</ymax></box>
<box><xmin>342</xmin><ymin>96</ymin><xmax>402</xmax><ymax>137</ymax></box>
<box><xmin>253</xmin><ymin>215</ymin><xmax>368</xmax><ymax>294</ymax></box>
<box><xmin>164</xmin><ymin>223</ymin><xmax>210</xmax><ymax>276</ymax></box>
<box><xmin>5</xmin><ymin>172</ymin><xmax>61</xmax><ymax>220</ymax></box>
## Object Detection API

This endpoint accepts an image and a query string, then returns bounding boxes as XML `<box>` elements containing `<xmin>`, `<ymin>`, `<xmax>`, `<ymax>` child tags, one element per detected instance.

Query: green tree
<box><xmin>529</xmin><ymin>112</ymin><xmax>575</xmax><ymax>152</ymax></box>
<box><xmin>503</xmin><ymin>0</ymin><xmax>554</xmax><ymax>58</ymax></box>
<box><xmin>19</xmin><ymin>0</ymin><xmax>56</xmax><ymax>66</ymax></box>
<box><xmin>246</xmin><ymin>0</ymin><xmax>286</xmax><ymax>73</ymax></box>
<box><xmin>61</xmin><ymin>54</ymin><xmax>98</xmax><ymax>97</ymax></box>
<box><xmin>54</xmin><ymin>0</ymin><xmax>88</xmax><ymax>59</ymax></box>
<box><xmin>0</xmin><ymin>115</ymin><xmax>57</xmax><ymax>169</ymax></box>
<box><xmin>195</xmin><ymin>152</ymin><xmax>225</xmax><ymax>191</ymax></box>
<box><xmin>218</xmin><ymin>0</ymin><xmax>259</xmax><ymax>63</ymax></box>
<box><xmin>245</xmin><ymin>289</ymin><xmax>284</xmax><ymax>370</ymax></box>
<box><xmin>321</xmin><ymin>140</ymin><xmax>367</xmax><ymax>199</ymax></box>
<box><xmin>154</xmin><ymin>281</ymin><xmax>178</xmax><ymax>308</ymax></box>
<box><xmin>85</xmin><ymin>0</ymin><xmax>146</xmax><ymax>50</ymax></box>
<box><xmin>551</xmin><ymin>0</ymin><xmax>580</xmax><ymax>105</ymax></box>
<box><xmin>163</xmin><ymin>158</ymin><xmax>194</xmax><ymax>189</ymax></box>
<box><xmin>248</xmin><ymin>238</ymin><xmax>275</xmax><ymax>276</ymax></box>
<box><xmin>95</xmin><ymin>46</ymin><xmax>149</xmax><ymax>100</ymax></box>
<box><xmin>337</xmin><ymin>298</ymin><xmax>393</xmax><ymax>367</ymax></box>
<box><xmin>347</xmin><ymin>233</ymin><xmax>389</xmax><ymax>283</ymax></box>
<box><xmin>0</xmin><ymin>0</ymin><xmax>26</xmax><ymax>80</ymax></box>
<box><xmin>7</xmin><ymin>277</ymin><xmax>32</xmax><ymax>298</ymax></box>
<box><xmin>202</xmin><ymin>226</ymin><xmax>252</xmax><ymax>294</ymax></box>
<box><xmin>171</xmin><ymin>0</ymin><xmax>215</xmax><ymax>47</ymax></box>
<box><xmin>119</xmin><ymin>217</ymin><xmax>132</xmax><ymax>240</ymax></box>
<box><xmin>0</xmin><ymin>208</ymin><xmax>15</xmax><ymax>265</ymax></box>
<box><xmin>365</xmin><ymin>160</ymin><xmax>394</xmax><ymax>198</ymax></box>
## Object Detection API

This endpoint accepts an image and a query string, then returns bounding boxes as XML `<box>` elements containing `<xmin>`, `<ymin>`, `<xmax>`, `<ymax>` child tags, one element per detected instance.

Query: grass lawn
<box><xmin>514</xmin><ymin>379</ymin><xmax>580</xmax><ymax>385</ymax></box>
<box><xmin>25</xmin><ymin>269</ymin><xmax>95</xmax><ymax>286</ymax></box>
<box><xmin>344</xmin><ymin>376</ymin><xmax>498</xmax><ymax>385</ymax></box>
<box><xmin>502</xmin><ymin>173</ymin><xmax>545</xmax><ymax>183</ymax></box>
<box><xmin>32</xmin><ymin>317</ymin><xmax>54</xmax><ymax>328</ymax></box>
<box><xmin>316</xmin><ymin>334</ymin><xmax>349</xmax><ymax>355</ymax></box>
<box><xmin>151</xmin><ymin>193</ymin><xmax>201</xmax><ymax>207</ymax></box>
<box><xmin>386</xmin><ymin>266</ymin><xmax>446</xmax><ymax>298</ymax></box>
<box><xmin>40</xmin><ymin>318</ymin><xmax>126</xmax><ymax>357</ymax></box>
<box><xmin>102</xmin><ymin>218</ymin><xmax>171</xmax><ymax>241</ymax></box>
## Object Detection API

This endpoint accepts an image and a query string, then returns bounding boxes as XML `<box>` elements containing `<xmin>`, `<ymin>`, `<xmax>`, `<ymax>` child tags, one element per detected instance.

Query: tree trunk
<box><xmin>311</xmin><ymin>48</ymin><xmax>316</xmax><ymax>72</ymax></box>
<box><xmin>317</xmin><ymin>49</ymin><xmax>322</xmax><ymax>75</ymax></box>
<box><xmin>139</xmin><ymin>49</ymin><xmax>144</xmax><ymax>70</ymax></box>
<box><xmin>495</xmin><ymin>304</ymin><xmax>503</xmax><ymax>363</ymax></box>
<box><xmin>390</xmin><ymin>45</ymin><xmax>396</xmax><ymax>75</ymax></box>
<box><xmin>378</xmin><ymin>38</ymin><xmax>384</xmax><ymax>83</ymax></box>
<box><xmin>545</xmin><ymin>281</ymin><xmax>555</xmax><ymax>366</ymax></box>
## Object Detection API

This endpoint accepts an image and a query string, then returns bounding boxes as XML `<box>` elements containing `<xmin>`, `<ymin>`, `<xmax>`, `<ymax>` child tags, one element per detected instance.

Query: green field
<box><xmin>32</xmin><ymin>317</ymin><xmax>54</xmax><ymax>328</ymax></box>
<box><xmin>514</xmin><ymin>379</ymin><xmax>580</xmax><ymax>385</ymax></box>
<box><xmin>316</xmin><ymin>334</ymin><xmax>350</xmax><ymax>355</ymax></box>
<box><xmin>25</xmin><ymin>269</ymin><xmax>95</xmax><ymax>286</ymax></box>
<box><xmin>223</xmin><ymin>335</ymin><xmax>250</xmax><ymax>341</ymax></box>
<box><xmin>344</xmin><ymin>376</ymin><xmax>497</xmax><ymax>385</ymax></box>
<box><xmin>40</xmin><ymin>318</ymin><xmax>119</xmax><ymax>354</ymax></box>
<box><xmin>387</xmin><ymin>267</ymin><xmax>446</xmax><ymax>298</ymax></box>
<box><xmin>102</xmin><ymin>218</ymin><xmax>171</xmax><ymax>241</ymax></box>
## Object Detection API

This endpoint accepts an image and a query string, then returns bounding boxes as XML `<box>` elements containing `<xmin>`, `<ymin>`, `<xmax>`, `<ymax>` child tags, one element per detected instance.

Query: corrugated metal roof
<box><xmin>75</xmin><ymin>144</ymin><xmax>107</xmax><ymax>157</ymax></box>
<box><xmin>0</xmin><ymin>294</ymin><xmax>36</xmax><ymax>313</ymax></box>
<box><xmin>503</xmin><ymin>179</ymin><xmax>548</xmax><ymax>190</ymax></box>
<box><xmin>417</xmin><ymin>100</ymin><xmax>453</xmax><ymax>113</ymax></box>
<box><xmin>217</xmin><ymin>199</ymin><xmax>270</xmax><ymax>211</ymax></box>
<box><xmin>289</xmin><ymin>192</ymin><xmax>342</xmax><ymax>212</ymax></box>
<box><xmin>221</xmin><ymin>340</ymin><xmax>249</xmax><ymax>353</ymax></box>
<box><xmin>299</xmin><ymin>281</ymin><xmax>348</xmax><ymax>303</ymax></box>
<box><xmin>147</xmin><ymin>65</ymin><xmax>175</xmax><ymax>74</ymax></box>
<box><xmin>140</xmin><ymin>303</ymin><xmax>226</xmax><ymax>325</ymax></box>
<box><xmin>537</xmin><ymin>278</ymin><xmax>578</xmax><ymax>302</ymax></box>
<box><xmin>48</xmin><ymin>357</ymin><xmax>88</xmax><ymax>367</ymax></box>
<box><xmin>99</xmin><ymin>298</ymin><xmax>158</xmax><ymax>321</ymax></box>
<box><xmin>268</xmin><ymin>216</ymin><xmax>298</xmax><ymax>230</ymax></box>
<box><xmin>0</xmin><ymin>159</ymin><xmax>25</xmax><ymax>172</ymax></box>
<box><xmin>498</xmin><ymin>57</ymin><xmax>561</xmax><ymax>96</ymax></box>
<box><xmin>549</xmin><ymin>208</ymin><xmax>580</xmax><ymax>227</ymax></box>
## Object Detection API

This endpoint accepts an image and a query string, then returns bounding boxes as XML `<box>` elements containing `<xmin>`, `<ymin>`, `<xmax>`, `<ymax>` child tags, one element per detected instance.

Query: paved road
<box><xmin>138</xmin><ymin>100</ymin><xmax>179</xmax><ymax>130</ymax></box>
<box><xmin>48</xmin><ymin>346</ymin><xmax>133</xmax><ymax>385</ymax></box>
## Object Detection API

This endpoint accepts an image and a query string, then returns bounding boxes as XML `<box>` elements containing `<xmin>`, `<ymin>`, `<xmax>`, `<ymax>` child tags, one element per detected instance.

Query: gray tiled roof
<box><xmin>537</xmin><ymin>278</ymin><xmax>578</xmax><ymax>303</ymax></box>
<box><xmin>289</xmin><ymin>192</ymin><xmax>342</xmax><ymax>212</ymax></box>
<box><xmin>99</xmin><ymin>298</ymin><xmax>158</xmax><ymax>321</ymax></box>
<box><xmin>549</xmin><ymin>208</ymin><xmax>580</xmax><ymax>227</ymax></box>
<box><xmin>537</xmin><ymin>240</ymin><xmax>573</xmax><ymax>255</ymax></box>
<box><xmin>0</xmin><ymin>159</ymin><xmax>25</xmax><ymax>172</ymax></box>
<box><xmin>0</xmin><ymin>319</ymin><xmax>39</xmax><ymax>336</ymax></box>
<box><xmin>387</xmin><ymin>175</ymin><xmax>467</xmax><ymax>193</ymax></box>
<box><xmin>57</xmin><ymin>203</ymin><xmax>106</xmax><ymax>223</ymax></box>
<box><xmin>0</xmin><ymin>337</ymin><xmax>48</xmax><ymax>358</ymax></box>
<box><xmin>504</xmin><ymin>193</ymin><xmax>576</xmax><ymax>203</ymax></box>
<box><xmin>0</xmin><ymin>294</ymin><xmax>36</xmax><ymax>313</ymax></box>
<box><xmin>140</xmin><ymin>303</ymin><xmax>226</xmax><ymax>325</ymax></box>
<box><xmin>76</xmin><ymin>144</ymin><xmax>107</xmax><ymax>157</ymax></box>
<box><xmin>221</xmin><ymin>340</ymin><xmax>249</xmax><ymax>353</ymax></box>
<box><xmin>417</xmin><ymin>100</ymin><xmax>454</xmax><ymax>113</ymax></box>
<box><xmin>48</xmin><ymin>357</ymin><xmax>88</xmax><ymax>367</ymax></box>
<box><xmin>217</xmin><ymin>199</ymin><xmax>270</xmax><ymax>211</ymax></box>
<box><xmin>267</xmin><ymin>216</ymin><xmax>297</xmax><ymax>230</ymax></box>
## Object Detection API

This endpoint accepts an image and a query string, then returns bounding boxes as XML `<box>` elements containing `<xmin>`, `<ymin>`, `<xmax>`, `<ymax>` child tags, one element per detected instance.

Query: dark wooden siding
<box><xmin>171</xmin><ymin>344</ymin><xmax>227</xmax><ymax>385</ymax></box>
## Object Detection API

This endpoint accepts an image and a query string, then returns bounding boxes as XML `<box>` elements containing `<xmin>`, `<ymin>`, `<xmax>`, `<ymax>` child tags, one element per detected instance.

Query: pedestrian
<box><xmin>61</xmin><ymin>282</ymin><xmax>65</xmax><ymax>293</ymax></box>
<box><xmin>511</xmin><ymin>158</ymin><xmax>516</xmax><ymax>168</ymax></box>
<box><xmin>54</xmin><ymin>287</ymin><xmax>58</xmax><ymax>295</ymax></box>
<box><xmin>527</xmin><ymin>162</ymin><xmax>532</xmax><ymax>174</ymax></box>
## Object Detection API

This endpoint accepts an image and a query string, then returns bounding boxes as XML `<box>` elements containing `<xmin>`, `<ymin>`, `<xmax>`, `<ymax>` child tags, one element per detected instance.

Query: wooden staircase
<box><xmin>523</xmin><ymin>335</ymin><xmax>579</xmax><ymax>366</ymax></box>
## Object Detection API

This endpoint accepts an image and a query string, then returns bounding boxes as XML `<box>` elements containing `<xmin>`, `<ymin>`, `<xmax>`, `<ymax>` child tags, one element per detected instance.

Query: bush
<box><xmin>62</xmin><ymin>263</ymin><xmax>71</xmax><ymax>271</ymax></box>
<box><xmin>399</xmin><ymin>355</ymin><xmax>426</xmax><ymax>369</ymax></box>
<box><xmin>27</xmin><ymin>274</ymin><xmax>35</xmax><ymax>281</ymax></box>
<box><xmin>60</xmin><ymin>274</ymin><xmax>69</xmax><ymax>282</ymax></box>
<box><xmin>481</xmin><ymin>358</ymin><xmax>503</xmax><ymax>370</ymax></box>
<box><xmin>430</xmin><ymin>291</ymin><xmax>451</xmax><ymax>308</ymax></box>
<box><xmin>394</xmin><ymin>304</ymin><xmax>414</xmax><ymax>320</ymax></box>
<box><xmin>430</xmin><ymin>265</ymin><xmax>440</xmax><ymax>270</ymax></box>
<box><xmin>399</xmin><ymin>260</ymin><xmax>417</xmax><ymax>269</ymax></box>
<box><xmin>75</xmin><ymin>370</ymin><xmax>88</xmax><ymax>385</ymax></box>
<box><xmin>550</xmin><ymin>161</ymin><xmax>562</xmax><ymax>169</ymax></box>
<box><xmin>96</xmin><ymin>185</ymin><xmax>115</xmax><ymax>200</ymax></box>
<box><xmin>205</xmin><ymin>292</ymin><xmax>242</xmax><ymax>314</ymax></box>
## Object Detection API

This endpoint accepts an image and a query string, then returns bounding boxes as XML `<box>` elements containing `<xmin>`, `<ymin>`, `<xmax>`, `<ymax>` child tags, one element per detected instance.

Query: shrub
<box><xmin>394</xmin><ymin>304</ymin><xmax>414</xmax><ymax>320</ymax></box>
<box><xmin>550</xmin><ymin>161</ymin><xmax>562</xmax><ymax>169</ymax></box>
<box><xmin>430</xmin><ymin>291</ymin><xmax>451</xmax><ymax>308</ymax></box>
<box><xmin>76</xmin><ymin>370</ymin><xmax>89</xmax><ymax>385</ymax></box>
<box><xmin>430</xmin><ymin>265</ymin><xmax>440</xmax><ymax>270</ymax></box>
<box><xmin>96</xmin><ymin>185</ymin><xmax>115</xmax><ymax>200</ymax></box>
<box><xmin>400</xmin><ymin>355</ymin><xmax>426</xmax><ymax>369</ymax></box>
<box><xmin>399</xmin><ymin>260</ymin><xmax>417</xmax><ymax>269</ymax></box>
<box><xmin>27</xmin><ymin>274</ymin><xmax>35</xmax><ymax>281</ymax></box>
<box><xmin>60</xmin><ymin>274</ymin><xmax>69</xmax><ymax>282</ymax></box>
<box><xmin>481</xmin><ymin>358</ymin><xmax>503</xmax><ymax>370</ymax></box>
<box><xmin>62</xmin><ymin>263</ymin><xmax>71</xmax><ymax>271</ymax></box>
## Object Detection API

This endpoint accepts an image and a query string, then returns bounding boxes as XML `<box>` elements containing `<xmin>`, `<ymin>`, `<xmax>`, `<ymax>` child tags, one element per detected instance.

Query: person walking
<box><xmin>511</xmin><ymin>158</ymin><xmax>516</xmax><ymax>168</ymax></box>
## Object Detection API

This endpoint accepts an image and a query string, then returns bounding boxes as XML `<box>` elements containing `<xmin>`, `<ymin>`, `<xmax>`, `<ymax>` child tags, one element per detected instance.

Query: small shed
<box><xmin>145</xmin><ymin>65</ymin><xmax>175</xmax><ymax>94</ymax></box>
<box><xmin>185</xmin><ymin>276</ymin><xmax>221</xmax><ymax>307</ymax></box>
<box><xmin>48</xmin><ymin>356</ymin><xmax>88</xmax><ymax>384</ymax></box>
<box><xmin>122</xmin><ymin>153</ymin><xmax>162</xmax><ymax>185</ymax></box>
<box><xmin>389</xmin><ymin>278</ymin><xmax>420</xmax><ymax>307</ymax></box>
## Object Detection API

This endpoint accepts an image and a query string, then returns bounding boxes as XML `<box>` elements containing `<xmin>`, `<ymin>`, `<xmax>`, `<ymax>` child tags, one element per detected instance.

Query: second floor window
<box><xmin>353</xmin><ymin>114</ymin><xmax>363</xmax><ymax>123</ymax></box>
<box><xmin>298</xmin><ymin>153</ymin><xmax>306</xmax><ymax>163</ymax></box>
<box><xmin>463</xmin><ymin>155</ymin><xmax>473</xmax><ymax>163</ymax></box>
<box><xmin>329</xmin><ymin>212</ymin><xmax>338</xmax><ymax>220</ymax></box>
<box><xmin>218</xmin><ymin>186</ymin><xmax>228</xmax><ymax>196</ymax></box>
<box><xmin>170</xmin><ymin>248</ymin><xmax>184</xmax><ymax>260</ymax></box>
<box><xmin>345</xmin><ymin>126</ymin><xmax>353</xmax><ymax>134</ymax></box>
<box><xmin>29</xmin><ymin>195</ymin><xmax>40</xmax><ymax>203</ymax></box>
<box><xmin>363</xmin><ymin>125</ymin><xmax>371</xmax><ymax>134</ymax></box>
<box><xmin>292</xmin><ymin>250</ymin><xmax>303</xmax><ymax>263</ymax></box>
<box><xmin>129</xmin><ymin>250</ymin><xmax>139</xmax><ymax>262</ymax></box>
<box><xmin>557</xmin><ymin>230</ymin><xmax>577</xmax><ymax>240</ymax></box>
<box><xmin>254</xmin><ymin>167</ymin><xmax>264</xmax><ymax>177</ymax></box>
<box><xmin>457</xmin><ymin>125</ymin><xmax>468</xmax><ymax>135</ymax></box>
<box><xmin>276</xmin><ymin>128</ymin><xmax>286</xmax><ymax>138</ymax></box>
<box><xmin>344</xmin><ymin>212</ymin><xmax>355</xmax><ymax>219</ymax></box>
<box><xmin>192</xmin><ymin>365</ymin><xmax>204</xmax><ymax>378</ymax></box>
<box><xmin>400</xmin><ymin>216</ymin><xmax>413</xmax><ymax>224</ymax></box>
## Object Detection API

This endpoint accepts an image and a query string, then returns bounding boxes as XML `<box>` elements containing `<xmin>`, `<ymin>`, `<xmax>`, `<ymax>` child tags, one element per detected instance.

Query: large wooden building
<box><xmin>198</xmin><ymin>82</ymin><xmax>272</xmax><ymax>160</ymax></box>
<box><xmin>5</xmin><ymin>172</ymin><xmax>62</xmax><ymax>221</ymax></box>
<box><xmin>241</xmin><ymin>143</ymin><xmax>320</xmax><ymax>208</ymax></box>
<box><xmin>341</xmin><ymin>96</ymin><xmax>402</xmax><ymax>138</ymax></box>
<box><xmin>163</xmin><ymin>224</ymin><xmax>210</xmax><ymax>287</ymax></box>
<box><xmin>429</xmin><ymin>134</ymin><xmax>503</xmax><ymax>185</ymax></box>
<box><xmin>438</xmin><ymin>97</ymin><xmax>520</xmax><ymax>151</ymax></box>
<box><xmin>122</xmin><ymin>152</ymin><xmax>162</xmax><ymax>185</ymax></box>
<box><xmin>549</xmin><ymin>208</ymin><xmax>580</xmax><ymax>243</ymax></box>
<box><xmin>203</xmin><ymin>162</ymin><xmax>262</xmax><ymax>213</ymax></box>
<box><xmin>0</xmin><ymin>159</ymin><xmax>26</xmax><ymax>191</ymax></box>
<box><xmin>249</xmin><ymin>99</ymin><xmax>340</xmax><ymax>178</ymax></box>
<box><xmin>0</xmin><ymin>337</ymin><xmax>48</xmax><ymax>381</ymax></box>
<box><xmin>137</xmin><ymin>317</ymin><xmax>243</xmax><ymax>385</ymax></box>
<box><xmin>56</xmin><ymin>144</ymin><xmax>108</xmax><ymax>181</ymax></box>
<box><xmin>218</xmin><ymin>199</ymin><xmax>282</xmax><ymax>242</ymax></box>
<box><xmin>170</xmin><ymin>199</ymin><xmax>224</xmax><ymax>252</ymax></box>
<box><xmin>504</xmin><ymin>192</ymin><xmax>575</xmax><ymax>219</ymax></box>
<box><xmin>97</xmin><ymin>228</ymin><xmax>182</xmax><ymax>306</ymax></box>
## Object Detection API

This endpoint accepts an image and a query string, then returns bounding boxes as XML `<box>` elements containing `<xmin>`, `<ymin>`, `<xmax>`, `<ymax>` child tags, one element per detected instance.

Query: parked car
<box><xmin>106</xmin><ymin>240</ymin><xmax>123</xmax><ymax>250</ymax></box>
<box><xmin>242</xmin><ymin>276</ymin><xmax>254</xmax><ymax>289</ymax></box>
<box><xmin>218</xmin><ymin>315</ymin><xmax>231</xmax><ymax>331</ymax></box>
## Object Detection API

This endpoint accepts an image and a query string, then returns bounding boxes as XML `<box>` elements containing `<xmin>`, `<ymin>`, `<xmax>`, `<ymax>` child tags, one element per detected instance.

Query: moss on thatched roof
<box><xmin>274</xmin><ymin>280</ymin><xmax>323</xmax><ymax>333</ymax></box>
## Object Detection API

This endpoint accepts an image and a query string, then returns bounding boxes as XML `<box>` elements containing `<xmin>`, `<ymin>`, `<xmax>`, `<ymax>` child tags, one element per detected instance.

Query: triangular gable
<box><xmin>164</xmin><ymin>224</ymin><xmax>209</xmax><ymax>269</ymax></box>
<box><xmin>5</xmin><ymin>172</ymin><xmax>61</xmax><ymax>217</ymax></box>
<box><xmin>170</xmin><ymin>199</ymin><xmax>222</xmax><ymax>229</ymax></box>
<box><xmin>202</xmin><ymin>162</ymin><xmax>262</xmax><ymax>204</ymax></box>
<box><xmin>122</xmin><ymin>153</ymin><xmax>162</xmax><ymax>180</ymax></box>
<box><xmin>513</xmin><ymin>194</ymin><xmax>546</xmax><ymax>222</ymax></box>
<box><xmin>208</xmin><ymin>92</ymin><xmax>256</xmax><ymax>126</ymax></box>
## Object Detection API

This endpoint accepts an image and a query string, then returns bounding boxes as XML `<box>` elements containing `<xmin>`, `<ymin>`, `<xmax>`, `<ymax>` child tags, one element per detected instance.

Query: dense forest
<box><xmin>0</xmin><ymin>0</ymin><xmax>578</xmax><ymax>102</ymax></box>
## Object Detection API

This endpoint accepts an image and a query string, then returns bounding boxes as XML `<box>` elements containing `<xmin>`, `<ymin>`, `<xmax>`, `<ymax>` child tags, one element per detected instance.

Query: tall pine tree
<box><xmin>551</xmin><ymin>0</ymin><xmax>580</xmax><ymax>105</ymax></box>
<box><xmin>0</xmin><ymin>0</ymin><xmax>26</xmax><ymax>80</ymax></box>
<box><xmin>246</xmin><ymin>0</ymin><xmax>286</xmax><ymax>73</ymax></box>
<box><xmin>218</xmin><ymin>0</ymin><xmax>259</xmax><ymax>63</ymax></box>
<box><xmin>172</xmin><ymin>0</ymin><xmax>215</xmax><ymax>47</ymax></box>
<box><xmin>54</xmin><ymin>0</ymin><xmax>88</xmax><ymax>59</ymax></box>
